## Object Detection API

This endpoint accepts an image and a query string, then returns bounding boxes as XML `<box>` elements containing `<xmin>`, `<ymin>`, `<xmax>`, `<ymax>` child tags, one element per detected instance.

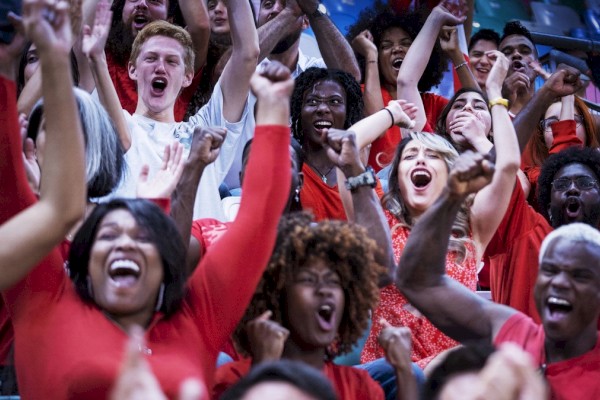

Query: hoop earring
<box><xmin>155</xmin><ymin>283</ymin><xmax>165</xmax><ymax>312</ymax></box>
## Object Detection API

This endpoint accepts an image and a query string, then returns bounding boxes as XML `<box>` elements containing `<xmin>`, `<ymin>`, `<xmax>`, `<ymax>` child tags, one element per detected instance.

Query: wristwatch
<box><xmin>309</xmin><ymin>2</ymin><xmax>327</xmax><ymax>18</ymax></box>
<box><xmin>345</xmin><ymin>166</ymin><xmax>377</xmax><ymax>192</ymax></box>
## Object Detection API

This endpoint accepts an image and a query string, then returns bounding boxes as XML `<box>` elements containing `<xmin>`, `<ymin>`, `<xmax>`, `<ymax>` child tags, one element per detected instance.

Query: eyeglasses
<box><xmin>540</xmin><ymin>114</ymin><xmax>584</xmax><ymax>131</ymax></box>
<box><xmin>551</xmin><ymin>176</ymin><xmax>598</xmax><ymax>191</ymax></box>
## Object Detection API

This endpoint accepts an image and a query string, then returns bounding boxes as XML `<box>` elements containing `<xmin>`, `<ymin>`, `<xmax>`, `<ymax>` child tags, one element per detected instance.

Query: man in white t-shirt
<box><xmin>86</xmin><ymin>0</ymin><xmax>258</xmax><ymax>220</ymax></box>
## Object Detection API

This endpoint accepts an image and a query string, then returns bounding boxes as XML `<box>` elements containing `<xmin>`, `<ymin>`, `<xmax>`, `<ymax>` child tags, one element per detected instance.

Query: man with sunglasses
<box><xmin>484</xmin><ymin>146</ymin><xmax>600</xmax><ymax>323</ymax></box>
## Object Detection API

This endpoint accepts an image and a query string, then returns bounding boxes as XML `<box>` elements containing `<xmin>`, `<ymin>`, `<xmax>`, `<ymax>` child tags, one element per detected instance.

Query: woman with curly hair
<box><xmin>291</xmin><ymin>67</ymin><xmax>364</xmax><ymax>221</ymax></box>
<box><xmin>348</xmin><ymin>1</ymin><xmax>474</xmax><ymax>171</ymax></box>
<box><xmin>212</xmin><ymin>212</ymin><xmax>387</xmax><ymax>399</ymax></box>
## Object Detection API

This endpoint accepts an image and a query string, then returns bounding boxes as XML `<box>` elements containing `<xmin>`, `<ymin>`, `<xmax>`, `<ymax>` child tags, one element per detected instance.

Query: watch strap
<box><xmin>345</xmin><ymin>166</ymin><xmax>377</xmax><ymax>192</ymax></box>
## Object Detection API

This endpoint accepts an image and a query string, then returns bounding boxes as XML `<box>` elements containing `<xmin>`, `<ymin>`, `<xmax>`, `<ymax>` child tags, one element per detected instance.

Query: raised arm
<box><xmin>397</xmin><ymin>151</ymin><xmax>515</xmax><ymax>343</ymax></box>
<box><xmin>256</xmin><ymin>0</ymin><xmax>305</xmax><ymax>63</ymax></box>
<box><xmin>351</xmin><ymin>30</ymin><xmax>384</xmax><ymax>116</ymax></box>
<box><xmin>169</xmin><ymin>127</ymin><xmax>226</xmax><ymax>274</ymax></box>
<box><xmin>0</xmin><ymin>0</ymin><xmax>85</xmax><ymax>290</ymax></box>
<box><xmin>82</xmin><ymin>0</ymin><xmax>131</xmax><ymax>150</ymax></box>
<box><xmin>439</xmin><ymin>25</ymin><xmax>478</xmax><ymax>90</ymax></box>
<box><xmin>188</xmin><ymin>61</ymin><xmax>292</xmax><ymax>351</ymax></box>
<box><xmin>219</xmin><ymin>0</ymin><xmax>259</xmax><ymax>122</ymax></box>
<box><xmin>179</xmin><ymin>0</ymin><xmax>210</xmax><ymax>72</ymax></box>
<box><xmin>512</xmin><ymin>66</ymin><xmax>583</xmax><ymax>154</ymax></box>
<box><xmin>298</xmin><ymin>0</ymin><xmax>360</xmax><ymax>80</ymax></box>
<box><xmin>396</xmin><ymin>2</ymin><xmax>465</xmax><ymax>131</ymax></box>
<box><xmin>469</xmin><ymin>51</ymin><xmax>520</xmax><ymax>257</ymax></box>
<box><xmin>323</xmin><ymin>128</ymin><xmax>395</xmax><ymax>287</ymax></box>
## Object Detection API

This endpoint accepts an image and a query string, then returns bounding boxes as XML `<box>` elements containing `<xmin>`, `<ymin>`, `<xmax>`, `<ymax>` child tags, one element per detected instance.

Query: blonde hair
<box><xmin>382</xmin><ymin>132</ymin><xmax>473</xmax><ymax>263</ymax></box>
<box><xmin>130</xmin><ymin>20</ymin><xmax>195</xmax><ymax>74</ymax></box>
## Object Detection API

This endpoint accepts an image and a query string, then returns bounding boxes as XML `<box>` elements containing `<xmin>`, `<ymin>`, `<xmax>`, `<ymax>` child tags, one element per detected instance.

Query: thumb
<box><xmin>123</xmin><ymin>325</ymin><xmax>146</xmax><ymax>371</ymax></box>
<box><xmin>257</xmin><ymin>310</ymin><xmax>273</xmax><ymax>321</ymax></box>
<box><xmin>379</xmin><ymin>318</ymin><xmax>392</xmax><ymax>330</ymax></box>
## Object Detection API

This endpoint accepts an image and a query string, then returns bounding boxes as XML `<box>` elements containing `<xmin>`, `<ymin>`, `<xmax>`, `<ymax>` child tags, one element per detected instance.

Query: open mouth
<box><xmin>316</xmin><ymin>303</ymin><xmax>335</xmax><ymax>331</ymax></box>
<box><xmin>151</xmin><ymin>77</ymin><xmax>168</xmax><ymax>94</ymax></box>
<box><xmin>546</xmin><ymin>296</ymin><xmax>573</xmax><ymax>318</ymax></box>
<box><xmin>392</xmin><ymin>57</ymin><xmax>403</xmax><ymax>71</ymax></box>
<box><xmin>411</xmin><ymin>169</ymin><xmax>432</xmax><ymax>188</ymax></box>
<box><xmin>565</xmin><ymin>197</ymin><xmax>581</xmax><ymax>219</ymax></box>
<box><xmin>511</xmin><ymin>60</ymin><xmax>525</xmax><ymax>72</ymax></box>
<box><xmin>476</xmin><ymin>67</ymin><xmax>490</xmax><ymax>74</ymax></box>
<box><xmin>133</xmin><ymin>14</ymin><xmax>149</xmax><ymax>30</ymax></box>
<box><xmin>109</xmin><ymin>259</ymin><xmax>141</xmax><ymax>287</ymax></box>
<box><xmin>313</xmin><ymin>120</ymin><xmax>332</xmax><ymax>131</ymax></box>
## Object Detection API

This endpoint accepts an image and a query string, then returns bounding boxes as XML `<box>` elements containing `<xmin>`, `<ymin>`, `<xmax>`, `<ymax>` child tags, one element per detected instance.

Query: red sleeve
<box><xmin>0</xmin><ymin>76</ymin><xmax>37</xmax><ymax>221</ymax></box>
<box><xmin>421</xmin><ymin>92</ymin><xmax>449</xmax><ymax>133</ymax></box>
<box><xmin>186</xmin><ymin>125</ymin><xmax>291</xmax><ymax>353</ymax></box>
<box><xmin>212</xmin><ymin>359</ymin><xmax>251</xmax><ymax>399</ymax></box>
<box><xmin>493</xmin><ymin>312</ymin><xmax>544</xmax><ymax>365</ymax></box>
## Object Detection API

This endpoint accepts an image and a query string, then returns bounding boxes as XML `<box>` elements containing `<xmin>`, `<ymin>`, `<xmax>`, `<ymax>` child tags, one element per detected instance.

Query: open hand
<box><xmin>246</xmin><ymin>310</ymin><xmax>290</xmax><ymax>364</ymax></box>
<box><xmin>22</xmin><ymin>0</ymin><xmax>72</xmax><ymax>56</ymax></box>
<box><xmin>386</xmin><ymin>100</ymin><xmax>417</xmax><ymax>129</ymax></box>
<box><xmin>447</xmin><ymin>111</ymin><xmax>491</xmax><ymax>152</ymax></box>
<box><xmin>447</xmin><ymin>150</ymin><xmax>494</xmax><ymax>197</ymax></box>
<box><xmin>81</xmin><ymin>0</ymin><xmax>112</xmax><ymax>60</ymax></box>
<box><xmin>137</xmin><ymin>142</ymin><xmax>186</xmax><ymax>199</ymax></box>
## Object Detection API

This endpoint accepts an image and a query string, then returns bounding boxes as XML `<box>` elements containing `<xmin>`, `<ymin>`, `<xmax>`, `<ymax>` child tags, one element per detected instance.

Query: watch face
<box><xmin>317</xmin><ymin>3</ymin><xmax>327</xmax><ymax>14</ymax></box>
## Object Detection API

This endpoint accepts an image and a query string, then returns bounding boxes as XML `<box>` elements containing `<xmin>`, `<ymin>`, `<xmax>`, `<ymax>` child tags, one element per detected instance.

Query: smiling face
<box><xmin>468</xmin><ymin>39</ymin><xmax>497</xmax><ymax>89</ymax></box>
<box><xmin>300</xmin><ymin>79</ymin><xmax>347</xmax><ymax>147</ymax></box>
<box><xmin>499</xmin><ymin>34</ymin><xmax>537</xmax><ymax>82</ymax></box>
<box><xmin>284</xmin><ymin>258</ymin><xmax>345</xmax><ymax>351</ymax></box>
<box><xmin>542</xmin><ymin>102</ymin><xmax>587</xmax><ymax>149</ymax></box>
<box><xmin>549</xmin><ymin>163</ymin><xmax>600</xmax><ymax>227</ymax></box>
<box><xmin>88</xmin><ymin>209</ymin><xmax>164</xmax><ymax>325</ymax></box>
<box><xmin>445</xmin><ymin>91</ymin><xmax>492</xmax><ymax>146</ymax></box>
<box><xmin>122</xmin><ymin>0</ymin><xmax>169</xmax><ymax>36</ymax></box>
<box><xmin>534</xmin><ymin>237</ymin><xmax>600</xmax><ymax>342</ymax></box>
<box><xmin>397</xmin><ymin>140</ymin><xmax>449</xmax><ymax>217</ymax></box>
<box><xmin>207</xmin><ymin>0</ymin><xmax>230</xmax><ymax>35</ymax></box>
<box><xmin>129</xmin><ymin>35</ymin><xmax>193</xmax><ymax>117</ymax></box>
<box><xmin>378</xmin><ymin>26</ymin><xmax>412</xmax><ymax>88</ymax></box>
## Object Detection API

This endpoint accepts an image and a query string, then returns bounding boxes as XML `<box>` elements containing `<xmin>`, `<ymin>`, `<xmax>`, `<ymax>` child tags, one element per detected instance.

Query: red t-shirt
<box><xmin>1</xmin><ymin>121</ymin><xmax>291</xmax><ymax>399</ymax></box>
<box><xmin>484</xmin><ymin>183</ymin><xmax>552</xmax><ymax>323</ymax></box>
<box><xmin>367</xmin><ymin>87</ymin><xmax>448</xmax><ymax>172</ymax></box>
<box><xmin>106</xmin><ymin>52</ymin><xmax>203</xmax><ymax>122</ymax></box>
<box><xmin>300</xmin><ymin>164</ymin><xmax>348</xmax><ymax>221</ymax></box>
<box><xmin>213</xmin><ymin>358</ymin><xmax>384</xmax><ymax>399</ymax></box>
<box><xmin>495</xmin><ymin>312</ymin><xmax>600</xmax><ymax>400</ymax></box>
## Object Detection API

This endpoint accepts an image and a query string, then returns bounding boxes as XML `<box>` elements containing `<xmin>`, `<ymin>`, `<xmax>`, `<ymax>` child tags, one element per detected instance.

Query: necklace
<box><xmin>310</xmin><ymin>163</ymin><xmax>335</xmax><ymax>184</ymax></box>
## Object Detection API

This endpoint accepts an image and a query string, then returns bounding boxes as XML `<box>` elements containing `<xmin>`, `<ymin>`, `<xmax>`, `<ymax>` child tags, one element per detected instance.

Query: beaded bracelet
<box><xmin>454</xmin><ymin>61</ymin><xmax>468</xmax><ymax>70</ymax></box>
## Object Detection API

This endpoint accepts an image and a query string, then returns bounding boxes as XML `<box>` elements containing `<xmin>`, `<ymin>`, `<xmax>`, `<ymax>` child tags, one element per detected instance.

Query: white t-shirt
<box><xmin>111</xmin><ymin>80</ymin><xmax>251</xmax><ymax>221</ymax></box>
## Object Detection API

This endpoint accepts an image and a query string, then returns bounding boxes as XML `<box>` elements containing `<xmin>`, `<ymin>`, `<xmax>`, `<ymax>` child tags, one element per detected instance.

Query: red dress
<box><xmin>367</xmin><ymin>87</ymin><xmax>448</xmax><ymax>172</ymax></box>
<box><xmin>0</xmin><ymin>91</ymin><xmax>291</xmax><ymax>400</ymax></box>
<box><xmin>495</xmin><ymin>312</ymin><xmax>600</xmax><ymax>400</ymax></box>
<box><xmin>213</xmin><ymin>358</ymin><xmax>384</xmax><ymax>399</ymax></box>
<box><xmin>361</xmin><ymin>211</ymin><xmax>478</xmax><ymax>368</ymax></box>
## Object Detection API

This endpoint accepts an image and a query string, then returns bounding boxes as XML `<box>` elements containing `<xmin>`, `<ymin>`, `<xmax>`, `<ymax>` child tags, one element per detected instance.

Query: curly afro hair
<box><xmin>234</xmin><ymin>212</ymin><xmax>384</xmax><ymax>359</ymax></box>
<box><xmin>346</xmin><ymin>1</ymin><xmax>448</xmax><ymax>91</ymax></box>
<box><xmin>291</xmin><ymin>68</ymin><xmax>363</xmax><ymax>145</ymax></box>
<box><xmin>538</xmin><ymin>146</ymin><xmax>600</xmax><ymax>223</ymax></box>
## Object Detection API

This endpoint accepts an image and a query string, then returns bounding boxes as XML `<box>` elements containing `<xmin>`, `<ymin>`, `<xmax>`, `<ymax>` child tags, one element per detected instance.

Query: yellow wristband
<box><xmin>489</xmin><ymin>98</ymin><xmax>509</xmax><ymax>109</ymax></box>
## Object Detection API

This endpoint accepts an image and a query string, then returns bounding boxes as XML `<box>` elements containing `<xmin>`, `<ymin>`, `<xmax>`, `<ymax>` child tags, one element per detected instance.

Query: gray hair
<box><xmin>28</xmin><ymin>88</ymin><xmax>125</xmax><ymax>198</ymax></box>
<box><xmin>539</xmin><ymin>223</ymin><xmax>600</xmax><ymax>264</ymax></box>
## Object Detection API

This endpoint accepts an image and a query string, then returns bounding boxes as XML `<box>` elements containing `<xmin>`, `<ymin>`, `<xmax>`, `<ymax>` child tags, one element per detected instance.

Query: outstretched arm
<box><xmin>396</xmin><ymin>1</ymin><xmax>465</xmax><ymax>131</ymax></box>
<box><xmin>0</xmin><ymin>0</ymin><xmax>85</xmax><ymax>290</ymax></box>
<box><xmin>512</xmin><ymin>66</ymin><xmax>583</xmax><ymax>154</ymax></box>
<box><xmin>397</xmin><ymin>151</ymin><xmax>515</xmax><ymax>343</ymax></box>
<box><xmin>323</xmin><ymin>129</ymin><xmax>395</xmax><ymax>287</ymax></box>
<box><xmin>82</xmin><ymin>0</ymin><xmax>131</xmax><ymax>150</ymax></box>
<box><xmin>299</xmin><ymin>0</ymin><xmax>360</xmax><ymax>80</ymax></box>
<box><xmin>469</xmin><ymin>51</ymin><xmax>520</xmax><ymax>257</ymax></box>
<box><xmin>256</xmin><ymin>0</ymin><xmax>304</xmax><ymax>62</ymax></box>
<box><xmin>180</xmin><ymin>0</ymin><xmax>210</xmax><ymax>72</ymax></box>
<box><xmin>351</xmin><ymin>30</ymin><xmax>384</xmax><ymax>116</ymax></box>
<box><xmin>220</xmin><ymin>0</ymin><xmax>259</xmax><ymax>122</ymax></box>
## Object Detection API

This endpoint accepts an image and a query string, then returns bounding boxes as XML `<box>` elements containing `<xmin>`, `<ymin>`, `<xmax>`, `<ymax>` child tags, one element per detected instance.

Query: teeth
<box><xmin>411</xmin><ymin>170</ymin><xmax>431</xmax><ymax>179</ymax></box>
<box><xmin>110</xmin><ymin>259</ymin><xmax>140</xmax><ymax>274</ymax></box>
<box><xmin>314</xmin><ymin>121</ymin><xmax>332</xmax><ymax>128</ymax></box>
<box><xmin>548</xmin><ymin>297</ymin><xmax>571</xmax><ymax>307</ymax></box>
<box><xmin>319</xmin><ymin>304</ymin><xmax>332</xmax><ymax>312</ymax></box>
